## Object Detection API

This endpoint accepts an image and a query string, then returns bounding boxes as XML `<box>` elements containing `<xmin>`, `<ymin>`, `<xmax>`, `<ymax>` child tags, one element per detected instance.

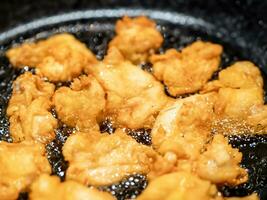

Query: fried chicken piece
<box><xmin>0</xmin><ymin>141</ymin><xmax>51</xmax><ymax>200</ymax></box>
<box><xmin>53</xmin><ymin>75</ymin><xmax>105</xmax><ymax>131</ymax></box>
<box><xmin>63</xmin><ymin>129</ymin><xmax>157</xmax><ymax>186</ymax></box>
<box><xmin>149</xmin><ymin>93</ymin><xmax>218</xmax><ymax>180</ymax></box>
<box><xmin>7</xmin><ymin>72</ymin><xmax>55</xmax><ymax>111</ymax></box>
<box><xmin>109</xmin><ymin>16</ymin><xmax>163</xmax><ymax>64</ymax></box>
<box><xmin>6</xmin><ymin>33</ymin><xmax>97</xmax><ymax>82</ymax></box>
<box><xmin>137</xmin><ymin>172</ymin><xmax>220</xmax><ymax>200</ymax></box>
<box><xmin>214</xmin><ymin>62</ymin><xmax>263</xmax><ymax>118</ymax></box>
<box><xmin>151</xmin><ymin>93</ymin><xmax>217</xmax><ymax>160</ymax></box>
<box><xmin>201</xmin><ymin>61</ymin><xmax>265</xmax><ymax>129</ymax></box>
<box><xmin>247</xmin><ymin>105</ymin><xmax>267</xmax><ymax>128</ymax></box>
<box><xmin>148</xmin><ymin>151</ymin><xmax>179</xmax><ymax>180</ymax></box>
<box><xmin>215</xmin><ymin>87</ymin><xmax>263</xmax><ymax>119</ymax></box>
<box><xmin>29</xmin><ymin>174</ymin><xmax>115</xmax><ymax>200</ymax></box>
<box><xmin>214</xmin><ymin>61</ymin><xmax>263</xmax><ymax>89</ymax></box>
<box><xmin>86</xmin><ymin>47</ymin><xmax>169</xmax><ymax>129</ymax></box>
<box><xmin>9</xmin><ymin>97</ymin><xmax>57</xmax><ymax>143</ymax></box>
<box><xmin>196</xmin><ymin>134</ymin><xmax>247</xmax><ymax>185</ymax></box>
<box><xmin>150</xmin><ymin>41</ymin><xmax>222</xmax><ymax>96</ymax></box>
<box><xmin>7</xmin><ymin>72</ymin><xmax>57</xmax><ymax>143</ymax></box>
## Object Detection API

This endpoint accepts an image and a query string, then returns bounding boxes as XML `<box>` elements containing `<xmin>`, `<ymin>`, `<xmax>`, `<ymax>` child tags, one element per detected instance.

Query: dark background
<box><xmin>0</xmin><ymin>0</ymin><xmax>267</xmax><ymax>32</ymax></box>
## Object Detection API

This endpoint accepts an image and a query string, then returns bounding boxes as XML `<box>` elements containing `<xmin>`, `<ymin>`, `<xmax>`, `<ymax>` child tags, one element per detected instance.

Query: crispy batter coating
<box><xmin>247</xmin><ymin>105</ymin><xmax>267</xmax><ymax>128</ymax></box>
<box><xmin>215</xmin><ymin>62</ymin><xmax>263</xmax><ymax>118</ymax></box>
<box><xmin>29</xmin><ymin>174</ymin><xmax>115</xmax><ymax>200</ymax></box>
<box><xmin>7</xmin><ymin>72</ymin><xmax>55</xmax><ymax>109</ymax></box>
<box><xmin>214</xmin><ymin>61</ymin><xmax>263</xmax><ymax>89</ymax></box>
<box><xmin>53</xmin><ymin>75</ymin><xmax>105</xmax><ymax>131</ymax></box>
<box><xmin>152</xmin><ymin>93</ymin><xmax>247</xmax><ymax>185</ymax></box>
<box><xmin>216</xmin><ymin>87</ymin><xmax>263</xmax><ymax>119</ymax></box>
<box><xmin>138</xmin><ymin>171</ymin><xmax>257</xmax><ymax>200</ymax></box>
<box><xmin>149</xmin><ymin>93</ymin><xmax>217</xmax><ymax>180</ymax></box>
<box><xmin>6</xmin><ymin>33</ymin><xmax>97</xmax><ymax>82</ymax></box>
<box><xmin>63</xmin><ymin>129</ymin><xmax>157</xmax><ymax>186</ymax></box>
<box><xmin>9</xmin><ymin>97</ymin><xmax>57</xmax><ymax>143</ymax></box>
<box><xmin>0</xmin><ymin>141</ymin><xmax>51</xmax><ymax>200</ymax></box>
<box><xmin>148</xmin><ymin>151</ymin><xmax>179</xmax><ymax>179</ymax></box>
<box><xmin>150</xmin><ymin>41</ymin><xmax>222</xmax><ymax>96</ymax></box>
<box><xmin>86</xmin><ymin>47</ymin><xmax>169</xmax><ymax>129</ymax></box>
<box><xmin>7</xmin><ymin>72</ymin><xmax>57</xmax><ymax>143</ymax></box>
<box><xmin>201</xmin><ymin>61</ymin><xmax>266</xmax><ymax>130</ymax></box>
<box><xmin>151</xmin><ymin>93</ymin><xmax>248</xmax><ymax>185</ymax></box>
<box><xmin>196</xmin><ymin>134</ymin><xmax>247</xmax><ymax>185</ymax></box>
<box><xmin>151</xmin><ymin>93</ymin><xmax>217</xmax><ymax>160</ymax></box>
<box><xmin>137</xmin><ymin>172</ymin><xmax>220</xmax><ymax>200</ymax></box>
<box><xmin>109</xmin><ymin>16</ymin><xmax>163</xmax><ymax>64</ymax></box>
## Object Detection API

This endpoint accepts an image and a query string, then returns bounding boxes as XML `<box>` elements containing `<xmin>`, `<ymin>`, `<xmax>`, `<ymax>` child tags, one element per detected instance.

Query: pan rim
<box><xmin>0</xmin><ymin>8</ymin><xmax>213</xmax><ymax>43</ymax></box>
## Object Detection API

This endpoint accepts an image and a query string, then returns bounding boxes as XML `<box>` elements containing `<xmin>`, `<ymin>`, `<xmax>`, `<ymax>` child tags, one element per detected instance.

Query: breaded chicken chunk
<box><xmin>0</xmin><ymin>141</ymin><xmax>51</xmax><ymax>200</ymax></box>
<box><xmin>149</xmin><ymin>93</ymin><xmax>218</xmax><ymax>180</ymax></box>
<box><xmin>7</xmin><ymin>72</ymin><xmax>57</xmax><ymax>143</ymax></box>
<box><xmin>29</xmin><ymin>174</ymin><xmax>115</xmax><ymax>200</ymax></box>
<box><xmin>196</xmin><ymin>134</ymin><xmax>247</xmax><ymax>185</ymax></box>
<box><xmin>148</xmin><ymin>151</ymin><xmax>180</xmax><ymax>180</ymax></box>
<box><xmin>213</xmin><ymin>61</ymin><xmax>263</xmax><ymax>89</ymax></box>
<box><xmin>202</xmin><ymin>61</ymin><xmax>266</xmax><ymax>130</ymax></box>
<box><xmin>216</xmin><ymin>87</ymin><xmax>263</xmax><ymax>119</ymax></box>
<box><xmin>86</xmin><ymin>47</ymin><xmax>169</xmax><ymax>129</ymax></box>
<box><xmin>210</xmin><ymin>62</ymin><xmax>263</xmax><ymax>118</ymax></box>
<box><xmin>137</xmin><ymin>172</ymin><xmax>220</xmax><ymax>200</ymax></box>
<box><xmin>53</xmin><ymin>75</ymin><xmax>105</xmax><ymax>131</ymax></box>
<box><xmin>151</xmin><ymin>93</ymin><xmax>217</xmax><ymax>160</ymax></box>
<box><xmin>150</xmin><ymin>41</ymin><xmax>222</xmax><ymax>96</ymax></box>
<box><xmin>138</xmin><ymin>172</ymin><xmax>257</xmax><ymax>200</ymax></box>
<box><xmin>151</xmin><ymin>93</ymin><xmax>248</xmax><ymax>185</ymax></box>
<box><xmin>6</xmin><ymin>33</ymin><xmax>97</xmax><ymax>82</ymax></box>
<box><xmin>9</xmin><ymin>97</ymin><xmax>57</xmax><ymax>143</ymax></box>
<box><xmin>109</xmin><ymin>16</ymin><xmax>163</xmax><ymax>64</ymax></box>
<box><xmin>247</xmin><ymin>105</ymin><xmax>267</xmax><ymax>128</ymax></box>
<box><xmin>7</xmin><ymin>72</ymin><xmax>55</xmax><ymax>109</ymax></box>
<box><xmin>63</xmin><ymin>129</ymin><xmax>157</xmax><ymax>186</ymax></box>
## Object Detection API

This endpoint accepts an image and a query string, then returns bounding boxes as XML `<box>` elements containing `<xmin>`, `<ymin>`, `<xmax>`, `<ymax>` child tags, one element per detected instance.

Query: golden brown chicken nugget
<box><xmin>63</xmin><ymin>129</ymin><xmax>157</xmax><ymax>186</ymax></box>
<box><xmin>201</xmin><ymin>61</ymin><xmax>266</xmax><ymax>129</ymax></box>
<box><xmin>109</xmin><ymin>16</ymin><xmax>163</xmax><ymax>64</ymax></box>
<box><xmin>0</xmin><ymin>141</ymin><xmax>51</xmax><ymax>200</ymax></box>
<box><xmin>150</xmin><ymin>41</ymin><xmax>222</xmax><ymax>96</ymax></box>
<box><xmin>151</xmin><ymin>93</ymin><xmax>217</xmax><ymax>160</ymax></box>
<box><xmin>29</xmin><ymin>174</ymin><xmax>115</xmax><ymax>200</ymax></box>
<box><xmin>196</xmin><ymin>134</ymin><xmax>247</xmax><ymax>185</ymax></box>
<box><xmin>53</xmin><ymin>75</ymin><xmax>105</xmax><ymax>131</ymax></box>
<box><xmin>7</xmin><ymin>72</ymin><xmax>57</xmax><ymax>143</ymax></box>
<box><xmin>137</xmin><ymin>172</ymin><xmax>219</xmax><ymax>200</ymax></box>
<box><xmin>6</xmin><ymin>33</ymin><xmax>97</xmax><ymax>82</ymax></box>
<box><xmin>86</xmin><ymin>47</ymin><xmax>169</xmax><ymax>129</ymax></box>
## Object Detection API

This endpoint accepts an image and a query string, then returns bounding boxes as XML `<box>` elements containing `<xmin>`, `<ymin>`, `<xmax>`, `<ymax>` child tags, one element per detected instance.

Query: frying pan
<box><xmin>0</xmin><ymin>0</ymin><xmax>267</xmax><ymax>199</ymax></box>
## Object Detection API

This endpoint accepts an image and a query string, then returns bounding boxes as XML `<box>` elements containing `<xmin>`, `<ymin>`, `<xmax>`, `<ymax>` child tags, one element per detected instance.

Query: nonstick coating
<box><xmin>0</xmin><ymin>7</ymin><xmax>267</xmax><ymax>200</ymax></box>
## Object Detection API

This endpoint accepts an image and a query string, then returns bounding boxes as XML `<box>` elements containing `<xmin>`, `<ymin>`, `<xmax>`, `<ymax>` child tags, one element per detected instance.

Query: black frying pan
<box><xmin>0</xmin><ymin>0</ymin><xmax>267</xmax><ymax>199</ymax></box>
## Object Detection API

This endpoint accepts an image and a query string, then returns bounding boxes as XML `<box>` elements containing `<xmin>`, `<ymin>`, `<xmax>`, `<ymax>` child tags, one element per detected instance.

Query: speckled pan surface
<box><xmin>0</xmin><ymin>0</ymin><xmax>267</xmax><ymax>199</ymax></box>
